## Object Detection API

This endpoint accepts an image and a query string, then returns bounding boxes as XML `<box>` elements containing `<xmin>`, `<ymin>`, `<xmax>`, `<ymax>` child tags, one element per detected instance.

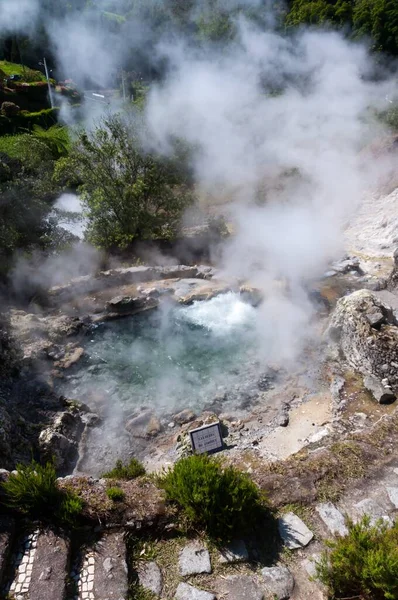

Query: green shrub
<box><xmin>316</xmin><ymin>515</ymin><xmax>398</xmax><ymax>600</ymax></box>
<box><xmin>102</xmin><ymin>458</ymin><xmax>146</xmax><ymax>480</ymax></box>
<box><xmin>158</xmin><ymin>454</ymin><xmax>267</xmax><ymax>541</ymax></box>
<box><xmin>1</xmin><ymin>461</ymin><xmax>83</xmax><ymax>527</ymax></box>
<box><xmin>106</xmin><ymin>486</ymin><xmax>126</xmax><ymax>502</ymax></box>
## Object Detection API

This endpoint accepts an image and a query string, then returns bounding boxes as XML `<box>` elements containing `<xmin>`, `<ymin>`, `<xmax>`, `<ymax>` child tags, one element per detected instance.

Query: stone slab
<box><xmin>218</xmin><ymin>540</ymin><xmax>248</xmax><ymax>564</ymax></box>
<box><xmin>29</xmin><ymin>529</ymin><xmax>70</xmax><ymax>600</ymax></box>
<box><xmin>261</xmin><ymin>566</ymin><xmax>294</xmax><ymax>600</ymax></box>
<box><xmin>354</xmin><ymin>498</ymin><xmax>392</xmax><ymax>526</ymax></box>
<box><xmin>386</xmin><ymin>486</ymin><xmax>398</xmax><ymax>509</ymax></box>
<box><xmin>0</xmin><ymin>517</ymin><xmax>15</xmax><ymax>582</ymax></box>
<box><xmin>316</xmin><ymin>502</ymin><xmax>348</xmax><ymax>536</ymax></box>
<box><xmin>175</xmin><ymin>582</ymin><xmax>215</xmax><ymax>600</ymax></box>
<box><xmin>278</xmin><ymin>512</ymin><xmax>314</xmax><ymax>549</ymax></box>
<box><xmin>220</xmin><ymin>574</ymin><xmax>263</xmax><ymax>600</ymax></box>
<box><xmin>93</xmin><ymin>532</ymin><xmax>128</xmax><ymax>600</ymax></box>
<box><xmin>138</xmin><ymin>561</ymin><xmax>163</xmax><ymax>596</ymax></box>
<box><xmin>179</xmin><ymin>541</ymin><xmax>211</xmax><ymax>576</ymax></box>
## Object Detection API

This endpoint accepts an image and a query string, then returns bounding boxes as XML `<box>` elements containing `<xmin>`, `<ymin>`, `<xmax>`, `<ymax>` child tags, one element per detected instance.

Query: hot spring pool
<box><xmin>58</xmin><ymin>292</ymin><xmax>264</xmax><ymax>417</ymax></box>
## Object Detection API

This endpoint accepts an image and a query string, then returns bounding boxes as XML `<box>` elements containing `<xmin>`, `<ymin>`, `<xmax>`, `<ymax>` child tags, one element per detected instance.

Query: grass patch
<box><xmin>106</xmin><ymin>486</ymin><xmax>125</xmax><ymax>502</ymax></box>
<box><xmin>158</xmin><ymin>454</ymin><xmax>268</xmax><ymax>542</ymax></box>
<box><xmin>1</xmin><ymin>461</ymin><xmax>83</xmax><ymax>527</ymax></box>
<box><xmin>102</xmin><ymin>458</ymin><xmax>146</xmax><ymax>480</ymax></box>
<box><xmin>316</xmin><ymin>516</ymin><xmax>398</xmax><ymax>600</ymax></box>
<box><xmin>0</xmin><ymin>61</ymin><xmax>46</xmax><ymax>82</ymax></box>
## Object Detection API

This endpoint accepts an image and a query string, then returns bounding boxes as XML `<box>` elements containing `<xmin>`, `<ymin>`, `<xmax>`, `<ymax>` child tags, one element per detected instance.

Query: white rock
<box><xmin>175</xmin><ymin>582</ymin><xmax>215</xmax><ymax>600</ymax></box>
<box><xmin>179</xmin><ymin>542</ymin><xmax>211</xmax><ymax>576</ymax></box>
<box><xmin>278</xmin><ymin>512</ymin><xmax>314</xmax><ymax>549</ymax></box>
<box><xmin>261</xmin><ymin>566</ymin><xmax>295</xmax><ymax>600</ymax></box>
<box><xmin>386</xmin><ymin>486</ymin><xmax>398</xmax><ymax>509</ymax></box>
<box><xmin>219</xmin><ymin>540</ymin><xmax>249</xmax><ymax>564</ymax></box>
<box><xmin>316</xmin><ymin>502</ymin><xmax>348</xmax><ymax>536</ymax></box>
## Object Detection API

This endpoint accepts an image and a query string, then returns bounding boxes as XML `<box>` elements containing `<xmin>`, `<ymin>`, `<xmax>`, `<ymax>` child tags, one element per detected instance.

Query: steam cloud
<box><xmin>0</xmin><ymin>0</ymin><xmax>40</xmax><ymax>34</ymax></box>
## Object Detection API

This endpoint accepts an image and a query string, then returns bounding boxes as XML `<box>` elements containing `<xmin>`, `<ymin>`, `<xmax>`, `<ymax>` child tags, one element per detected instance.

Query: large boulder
<box><xmin>39</xmin><ymin>411</ymin><xmax>84</xmax><ymax>472</ymax></box>
<box><xmin>326</xmin><ymin>290</ymin><xmax>398</xmax><ymax>398</ymax></box>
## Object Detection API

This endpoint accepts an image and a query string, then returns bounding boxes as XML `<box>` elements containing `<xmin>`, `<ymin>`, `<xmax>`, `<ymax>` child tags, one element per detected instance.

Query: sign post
<box><xmin>189</xmin><ymin>422</ymin><xmax>224</xmax><ymax>455</ymax></box>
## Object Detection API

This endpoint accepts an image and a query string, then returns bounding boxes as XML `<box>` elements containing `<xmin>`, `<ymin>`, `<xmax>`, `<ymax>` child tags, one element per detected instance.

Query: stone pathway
<box><xmin>0</xmin><ymin>461</ymin><xmax>397</xmax><ymax>600</ymax></box>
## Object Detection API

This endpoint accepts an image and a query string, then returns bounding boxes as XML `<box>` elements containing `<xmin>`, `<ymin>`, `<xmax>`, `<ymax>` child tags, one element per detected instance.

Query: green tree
<box><xmin>353</xmin><ymin>0</ymin><xmax>398</xmax><ymax>54</ymax></box>
<box><xmin>55</xmin><ymin>115</ymin><xmax>194</xmax><ymax>249</ymax></box>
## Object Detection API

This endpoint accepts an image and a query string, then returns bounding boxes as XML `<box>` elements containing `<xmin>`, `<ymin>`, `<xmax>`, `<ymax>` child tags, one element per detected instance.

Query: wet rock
<box><xmin>137</xmin><ymin>562</ymin><xmax>162</xmax><ymax>597</ymax></box>
<box><xmin>146</xmin><ymin>417</ymin><xmax>162</xmax><ymax>437</ymax></box>
<box><xmin>316</xmin><ymin>502</ymin><xmax>348</xmax><ymax>536</ymax></box>
<box><xmin>220</xmin><ymin>575</ymin><xmax>263</xmax><ymax>600</ymax></box>
<box><xmin>218</xmin><ymin>540</ymin><xmax>248</xmax><ymax>564</ymax></box>
<box><xmin>175</xmin><ymin>583</ymin><xmax>215</xmax><ymax>600</ymax></box>
<box><xmin>278</xmin><ymin>513</ymin><xmax>314</xmax><ymax>549</ymax></box>
<box><xmin>239</xmin><ymin>285</ymin><xmax>263</xmax><ymax>307</ymax></box>
<box><xmin>179</xmin><ymin>541</ymin><xmax>212</xmax><ymax>576</ymax></box>
<box><xmin>261</xmin><ymin>566</ymin><xmax>294</xmax><ymax>600</ymax></box>
<box><xmin>55</xmin><ymin>346</ymin><xmax>84</xmax><ymax>369</ymax></box>
<box><xmin>38</xmin><ymin>411</ymin><xmax>84</xmax><ymax>471</ymax></box>
<box><xmin>174</xmin><ymin>409</ymin><xmax>197</xmax><ymax>425</ymax></box>
<box><xmin>363</xmin><ymin>374</ymin><xmax>396</xmax><ymax>404</ymax></box>
<box><xmin>106</xmin><ymin>295</ymin><xmax>158</xmax><ymax>316</ymax></box>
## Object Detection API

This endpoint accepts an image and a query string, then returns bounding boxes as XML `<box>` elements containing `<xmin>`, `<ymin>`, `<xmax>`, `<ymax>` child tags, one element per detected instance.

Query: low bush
<box><xmin>106</xmin><ymin>486</ymin><xmax>125</xmax><ymax>502</ymax></box>
<box><xmin>102</xmin><ymin>458</ymin><xmax>146</xmax><ymax>480</ymax></box>
<box><xmin>1</xmin><ymin>461</ymin><xmax>83</xmax><ymax>527</ymax></box>
<box><xmin>316</xmin><ymin>515</ymin><xmax>398</xmax><ymax>600</ymax></box>
<box><xmin>158</xmin><ymin>454</ymin><xmax>267</xmax><ymax>542</ymax></box>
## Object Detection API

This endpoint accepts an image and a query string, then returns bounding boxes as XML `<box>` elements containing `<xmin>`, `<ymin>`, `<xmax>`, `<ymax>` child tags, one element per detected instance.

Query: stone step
<box><xmin>0</xmin><ymin>516</ymin><xmax>15</xmax><ymax>585</ymax></box>
<box><xmin>75</xmin><ymin>532</ymin><xmax>128</xmax><ymax>600</ymax></box>
<box><xmin>6</xmin><ymin>528</ymin><xmax>70</xmax><ymax>600</ymax></box>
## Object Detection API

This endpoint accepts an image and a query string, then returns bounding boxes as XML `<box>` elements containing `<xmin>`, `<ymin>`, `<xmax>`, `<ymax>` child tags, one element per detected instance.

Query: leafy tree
<box><xmin>55</xmin><ymin>114</ymin><xmax>194</xmax><ymax>249</ymax></box>
<box><xmin>353</xmin><ymin>0</ymin><xmax>398</xmax><ymax>55</ymax></box>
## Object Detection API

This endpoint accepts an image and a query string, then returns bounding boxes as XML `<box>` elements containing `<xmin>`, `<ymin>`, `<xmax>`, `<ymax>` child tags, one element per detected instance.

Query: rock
<box><xmin>354</xmin><ymin>498</ymin><xmax>392</xmax><ymax>526</ymax></box>
<box><xmin>146</xmin><ymin>417</ymin><xmax>162</xmax><ymax>437</ymax></box>
<box><xmin>175</xmin><ymin>583</ymin><xmax>215</xmax><ymax>600</ymax></box>
<box><xmin>56</xmin><ymin>346</ymin><xmax>84</xmax><ymax>369</ymax></box>
<box><xmin>386</xmin><ymin>486</ymin><xmax>398</xmax><ymax>508</ymax></box>
<box><xmin>220</xmin><ymin>575</ymin><xmax>264</xmax><ymax>600</ymax></box>
<box><xmin>330</xmin><ymin>376</ymin><xmax>345</xmax><ymax>403</ymax></box>
<box><xmin>137</xmin><ymin>562</ymin><xmax>163</xmax><ymax>597</ymax></box>
<box><xmin>93</xmin><ymin>533</ymin><xmax>128</xmax><ymax>599</ymax></box>
<box><xmin>301</xmin><ymin>554</ymin><xmax>321</xmax><ymax>579</ymax></box>
<box><xmin>174</xmin><ymin>409</ymin><xmax>197</xmax><ymax>425</ymax></box>
<box><xmin>38</xmin><ymin>411</ymin><xmax>84</xmax><ymax>472</ymax></box>
<box><xmin>363</xmin><ymin>374</ymin><xmax>396</xmax><ymax>404</ymax></box>
<box><xmin>29</xmin><ymin>530</ymin><xmax>70</xmax><ymax>600</ymax></box>
<box><xmin>261</xmin><ymin>566</ymin><xmax>294</xmax><ymax>600</ymax></box>
<box><xmin>239</xmin><ymin>285</ymin><xmax>263</xmax><ymax>307</ymax></box>
<box><xmin>316</xmin><ymin>502</ymin><xmax>348</xmax><ymax>536</ymax></box>
<box><xmin>0</xmin><ymin>517</ymin><xmax>15</xmax><ymax>582</ymax></box>
<box><xmin>179</xmin><ymin>541</ymin><xmax>212</xmax><ymax>576</ymax></box>
<box><xmin>326</xmin><ymin>290</ymin><xmax>398</xmax><ymax>394</ymax></box>
<box><xmin>106</xmin><ymin>295</ymin><xmax>158</xmax><ymax>316</ymax></box>
<box><xmin>218</xmin><ymin>540</ymin><xmax>248</xmax><ymax>564</ymax></box>
<box><xmin>278</xmin><ymin>513</ymin><xmax>314</xmax><ymax>549</ymax></box>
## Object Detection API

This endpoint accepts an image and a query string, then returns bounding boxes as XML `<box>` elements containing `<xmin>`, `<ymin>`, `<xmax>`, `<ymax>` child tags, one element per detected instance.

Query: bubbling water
<box><xmin>58</xmin><ymin>292</ymin><xmax>262</xmax><ymax>416</ymax></box>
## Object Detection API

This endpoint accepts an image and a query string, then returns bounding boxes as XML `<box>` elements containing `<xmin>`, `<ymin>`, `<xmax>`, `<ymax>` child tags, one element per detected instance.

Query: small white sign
<box><xmin>189</xmin><ymin>422</ymin><xmax>224</xmax><ymax>455</ymax></box>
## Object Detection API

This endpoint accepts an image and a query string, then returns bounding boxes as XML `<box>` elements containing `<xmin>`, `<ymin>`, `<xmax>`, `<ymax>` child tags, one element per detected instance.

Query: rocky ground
<box><xmin>2</xmin><ymin>180</ymin><xmax>398</xmax><ymax>597</ymax></box>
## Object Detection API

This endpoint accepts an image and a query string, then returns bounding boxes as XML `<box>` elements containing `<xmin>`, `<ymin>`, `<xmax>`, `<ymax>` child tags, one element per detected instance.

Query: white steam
<box><xmin>0</xmin><ymin>0</ymin><xmax>39</xmax><ymax>34</ymax></box>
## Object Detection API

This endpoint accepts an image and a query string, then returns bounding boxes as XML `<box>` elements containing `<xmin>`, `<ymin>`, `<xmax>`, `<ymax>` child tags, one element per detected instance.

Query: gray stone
<box><xmin>354</xmin><ymin>498</ymin><xmax>393</xmax><ymax>526</ymax></box>
<box><xmin>93</xmin><ymin>533</ymin><xmax>128</xmax><ymax>600</ymax></box>
<box><xmin>174</xmin><ymin>409</ymin><xmax>197</xmax><ymax>425</ymax></box>
<box><xmin>138</xmin><ymin>562</ymin><xmax>163</xmax><ymax>597</ymax></box>
<box><xmin>0</xmin><ymin>517</ymin><xmax>15</xmax><ymax>582</ymax></box>
<box><xmin>301</xmin><ymin>554</ymin><xmax>321</xmax><ymax>579</ymax></box>
<box><xmin>386</xmin><ymin>486</ymin><xmax>398</xmax><ymax>508</ymax></box>
<box><xmin>179</xmin><ymin>541</ymin><xmax>211</xmax><ymax>576</ymax></box>
<box><xmin>218</xmin><ymin>540</ymin><xmax>248</xmax><ymax>564</ymax></box>
<box><xmin>28</xmin><ymin>530</ymin><xmax>70</xmax><ymax>600</ymax></box>
<box><xmin>220</xmin><ymin>575</ymin><xmax>263</xmax><ymax>600</ymax></box>
<box><xmin>261</xmin><ymin>566</ymin><xmax>294</xmax><ymax>600</ymax></box>
<box><xmin>175</xmin><ymin>583</ymin><xmax>215</xmax><ymax>600</ymax></box>
<box><xmin>278</xmin><ymin>512</ymin><xmax>314</xmax><ymax>549</ymax></box>
<box><xmin>316</xmin><ymin>502</ymin><xmax>348</xmax><ymax>536</ymax></box>
<box><xmin>363</xmin><ymin>375</ymin><xmax>396</xmax><ymax>404</ymax></box>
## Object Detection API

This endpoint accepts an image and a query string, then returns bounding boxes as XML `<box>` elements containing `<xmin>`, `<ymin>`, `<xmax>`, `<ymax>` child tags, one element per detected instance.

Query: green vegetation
<box><xmin>55</xmin><ymin>114</ymin><xmax>194</xmax><ymax>249</ymax></box>
<box><xmin>0</xmin><ymin>61</ymin><xmax>46</xmax><ymax>82</ymax></box>
<box><xmin>106</xmin><ymin>486</ymin><xmax>126</xmax><ymax>501</ymax></box>
<box><xmin>102</xmin><ymin>458</ymin><xmax>146</xmax><ymax>480</ymax></box>
<box><xmin>158</xmin><ymin>454</ymin><xmax>267</xmax><ymax>542</ymax></box>
<box><xmin>286</xmin><ymin>0</ymin><xmax>398</xmax><ymax>55</ymax></box>
<box><xmin>1</xmin><ymin>461</ymin><xmax>83</xmax><ymax>527</ymax></box>
<box><xmin>316</xmin><ymin>516</ymin><xmax>398</xmax><ymax>600</ymax></box>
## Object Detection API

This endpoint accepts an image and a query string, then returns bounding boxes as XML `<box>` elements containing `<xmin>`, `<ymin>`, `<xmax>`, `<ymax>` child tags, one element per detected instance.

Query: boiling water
<box><xmin>59</xmin><ymin>292</ymin><xmax>262</xmax><ymax>417</ymax></box>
